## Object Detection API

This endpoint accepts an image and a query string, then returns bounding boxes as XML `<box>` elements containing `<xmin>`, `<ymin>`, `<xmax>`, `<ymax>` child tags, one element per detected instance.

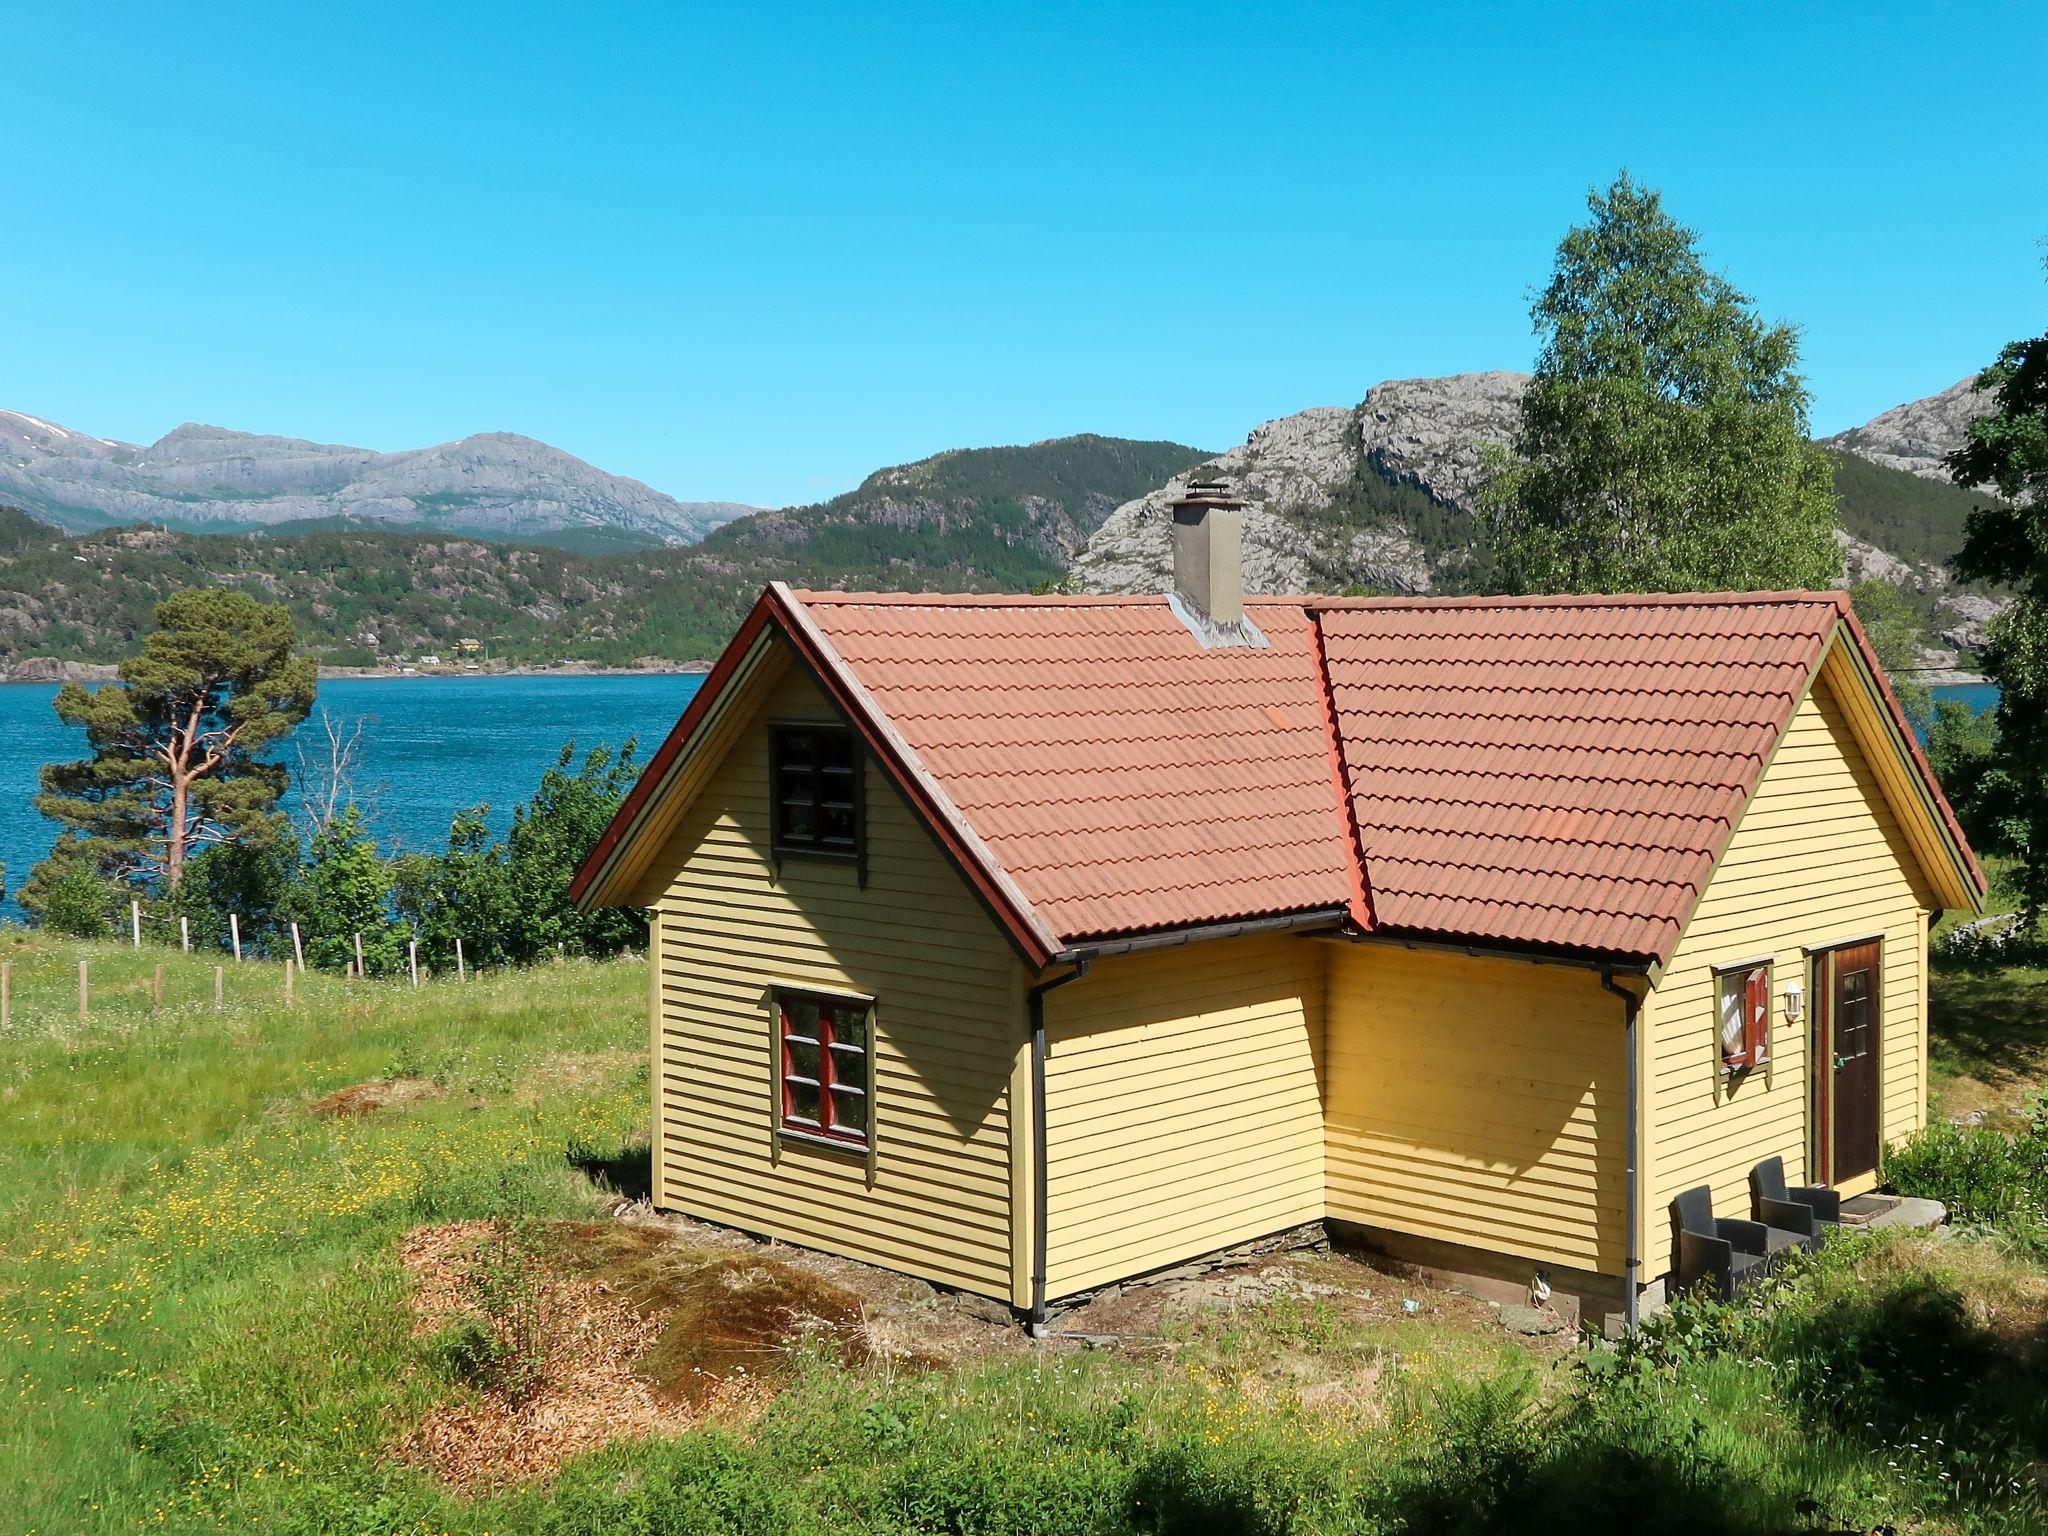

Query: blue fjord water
<box><xmin>0</xmin><ymin>673</ymin><xmax>1996</xmax><ymax>921</ymax></box>
<box><xmin>0</xmin><ymin>673</ymin><xmax>704</xmax><ymax>919</ymax></box>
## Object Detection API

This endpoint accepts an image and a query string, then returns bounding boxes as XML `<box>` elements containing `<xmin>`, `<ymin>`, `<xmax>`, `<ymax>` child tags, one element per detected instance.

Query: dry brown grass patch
<box><xmin>393</xmin><ymin>1218</ymin><xmax>886</xmax><ymax>1489</ymax></box>
<box><xmin>310</xmin><ymin>1076</ymin><xmax>441</xmax><ymax>1118</ymax></box>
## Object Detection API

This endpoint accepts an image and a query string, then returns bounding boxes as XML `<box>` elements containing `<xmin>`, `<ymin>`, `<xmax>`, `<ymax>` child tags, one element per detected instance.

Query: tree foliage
<box><xmin>1847</xmin><ymin>579</ymin><xmax>1933</xmax><ymax>734</ymax></box>
<box><xmin>1949</xmin><ymin>273</ymin><xmax>2048</xmax><ymax>919</ymax></box>
<box><xmin>281</xmin><ymin>805</ymin><xmax>403</xmax><ymax>974</ymax></box>
<box><xmin>1483</xmin><ymin>173</ymin><xmax>1840</xmax><ymax>595</ymax></box>
<box><xmin>33</xmin><ymin>588</ymin><xmax>315</xmax><ymax>895</ymax></box>
<box><xmin>1925</xmin><ymin>699</ymin><xmax>2020</xmax><ymax>862</ymax></box>
<box><xmin>393</xmin><ymin>742</ymin><xmax>646</xmax><ymax>969</ymax></box>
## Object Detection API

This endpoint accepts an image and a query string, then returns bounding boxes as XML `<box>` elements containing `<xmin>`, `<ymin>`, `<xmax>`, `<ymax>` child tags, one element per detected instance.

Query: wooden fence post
<box><xmin>354</xmin><ymin>932</ymin><xmax>366</xmax><ymax>979</ymax></box>
<box><xmin>78</xmin><ymin>961</ymin><xmax>88</xmax><ymax>1025</ymax></box>
<box><xmin>408</xmin><ymin>940</ymin><xmax>419</xmax><ymax>989</ymax></box>
<box><xmin>1</xmin><ymin>961</ymin><xmax>9</xmax><ymax>1034</ymax></box>
<box><xmin>214</xmin><ymin>966</ymin><xmax>224</xmax><ymax>1009</ymax></box>
<box><xmin>131</xmin><ymin>900</ymin><xmax>141</xmax><ymax>948</ymax></box>
<box><xmin>290</xmin><ymin>922</ymin><xmax>305</xmax><ymax>971</ymax></box>
<box><xmin>230</xmin><ymin>914</ymin><xmax>242</xmax><ymax>964</ymax></box>
<box><xmin>154</xmin><ymin>964</ymin><xmax>164</xmax><ymax>1012</ymax></box>
<box><xmin>455</xmin><ymin>938</ymin><xmax>466</xmax><ymax>983</ymax></box>
<box><xmin>179</xmin><ymin>917</ymin><xmax>190</xmax><ymax>954</ymax></box>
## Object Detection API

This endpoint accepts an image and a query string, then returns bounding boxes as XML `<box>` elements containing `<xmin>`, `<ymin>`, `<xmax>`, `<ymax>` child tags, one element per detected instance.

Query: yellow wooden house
<box><xmin>572</xmin><ymin>493</ymin><xmax>1982</xmax><ymax>1330</ymax></box>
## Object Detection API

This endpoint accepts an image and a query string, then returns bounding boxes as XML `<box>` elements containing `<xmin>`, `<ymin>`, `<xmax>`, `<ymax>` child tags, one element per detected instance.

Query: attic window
<box><xmin>772</xmin><ymin>725</ymin><xmax>862</xmax><ymax>865</ymax></box>
<box><xmin>1718</xmin><ymin>961</ymin><xmax>1771</xmax><ymax>1074</ymax></box>
<box><xmin>777</xmin><ymin>990</ymin><xmax>870</xmax><ymax>1149</ymax></box>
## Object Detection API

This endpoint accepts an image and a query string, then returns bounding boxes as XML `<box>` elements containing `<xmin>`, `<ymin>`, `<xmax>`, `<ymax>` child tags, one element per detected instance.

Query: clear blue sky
<box><xmin>8</xmin><ymin>2</ymin><xmax>2043</xmax><ymax>509</ymax></box>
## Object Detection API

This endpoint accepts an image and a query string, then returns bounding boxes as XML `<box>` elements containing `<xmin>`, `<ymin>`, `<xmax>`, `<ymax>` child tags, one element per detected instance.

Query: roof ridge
<box><xmin>1307</xmin><ymin>589</ymin><xmax>1851</xmax><ymax>613</ymax></box>
<box><xmin>790</xmin><ymin>587</ymin><xmax>1852</xmax><ymax>615</ymax></box>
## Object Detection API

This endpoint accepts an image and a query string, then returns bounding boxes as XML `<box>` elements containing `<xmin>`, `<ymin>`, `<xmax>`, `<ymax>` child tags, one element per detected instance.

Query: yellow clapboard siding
<box><xmin>1646</xmin><ymin>668</ymin><xmax>1931</xmax><ymax>1270</ymax></box>
<box><xmin>651</xmin><ymin>655</ymin><xmax>1025</xmax><ymax>1302</ymax></box>
<box><xmin>1040</xmin><ymin>934</ymin><xmax>1325</xmax><ymax>1298</ymax></box>
<box><xmin>1324</xmin><ymin>942</ymin><xmax>1627</xmax><ymax>1277</ymax></box>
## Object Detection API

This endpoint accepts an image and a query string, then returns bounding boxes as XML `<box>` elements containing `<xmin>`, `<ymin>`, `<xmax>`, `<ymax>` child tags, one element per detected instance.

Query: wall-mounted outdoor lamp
<box><xmin>1782</xmin><ymin>975</ymin><xmax>1805</xmax><ymax>1023</ymax></box>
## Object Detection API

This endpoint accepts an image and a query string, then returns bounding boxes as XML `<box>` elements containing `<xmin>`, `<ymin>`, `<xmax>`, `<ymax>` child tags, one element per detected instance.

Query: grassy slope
<box><xmin>3</xmin><ymin>933</ymin><xmax>2044</xmax><ymax>1533</ymax></box>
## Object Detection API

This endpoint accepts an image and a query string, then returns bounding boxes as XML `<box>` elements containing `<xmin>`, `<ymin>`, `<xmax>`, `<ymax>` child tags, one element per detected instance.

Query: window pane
<box><xmin>780</xmin><ymin>734</ymin><xmax>815</xmax><ymax>771</ymax></box>
<box><xmin>829</xmin><ymin>1084</ymin><xmax>868</xmax><ymax>1138</ymax></box>
<box><xmin>786</xmin><ymin>1078</ymin><xmax>821</xmax><ymax>1125</ymax></box>
<box><xmin>780</xmin><ymin>799</ymin><xmax>817</xmax><ymax>840</ymax></box>
<box><xmin>833</xmin><ymin>1010</ymin><xmax>867</xmax><ymax>1053</ymax></box>
<box><xmin>821</xmin><ymin>805</ymin><xmax>856</xmax><ymax>844</ymax></box>
<box><xmin>820</xmin><ymin>735</ymin><xmax>854</xmax><ymax>772</ymax></box>
<box><xmin>784</xmin><ymin>1037</ymin><xmax>820</xmax><ymax>1083</ymax></box>
<box><xmin>782</xmin><ymin>998</ymin><xmax>822</xmax><ymax>1039</ymax></box>
<box><xmin>1718</xmin><ymin>976</ymin><xmax>1744</xmax><ymax>1060</ymax></box>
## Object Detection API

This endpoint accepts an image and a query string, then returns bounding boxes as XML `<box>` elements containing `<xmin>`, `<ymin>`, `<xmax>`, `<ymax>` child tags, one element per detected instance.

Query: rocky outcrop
<box><xmin>1071</xmin><ymin>375</ymin><xmax>1530</xmax><ymax>598</ymax></box>
<box><xmin>1070</xmin><ymin>408</ymin><xmax>1383</xmax><ymax>594</ymax></box>
<box><xmin>1825</xmin><ymin>377</ymin><xmax>1996</xmax><ymax>486</ymax></box>
<box><xmin>0</xmin><ymin>409</ymin><xmax>757</xmax><ymax>546</ymax></box>
<box><xmin>6</xmin><ymin>656</ymin><xmax>119</xmax><ymax>683</ymax></box>
<box><xmin>1359</xmin><ymin>371</ymin><xmax>1526</xmax><ymax>507</ymax></box>
<box><xmin>1076</xmin><ymin>372</ymin><xmax>2010</xmax><ymax>670</ymax></box>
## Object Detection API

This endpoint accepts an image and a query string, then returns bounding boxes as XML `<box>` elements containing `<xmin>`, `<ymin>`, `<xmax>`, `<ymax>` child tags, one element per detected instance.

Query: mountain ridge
<box><xmin>0</xmin><ymin>409</ymin><xmax>758</xmax><ymax>548</ymax></box>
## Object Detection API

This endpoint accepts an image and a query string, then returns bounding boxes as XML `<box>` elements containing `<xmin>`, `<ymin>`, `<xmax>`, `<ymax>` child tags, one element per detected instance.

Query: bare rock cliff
<box><xmin>1824</xmin><ymin>377</ymin><xmax>1996</xmax><ymax>485</ymax></box>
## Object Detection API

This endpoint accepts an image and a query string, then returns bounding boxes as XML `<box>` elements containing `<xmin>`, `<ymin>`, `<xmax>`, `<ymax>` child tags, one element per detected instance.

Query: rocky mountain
<box><xmin>0</xmin><ymin>410</ymin><xmax>756</xmax><ymax>550</ymax></box>
<box><xmin>1074</xmin><ymin>374</ymin><xmax>2008</xmax><ymax>664</ymax></box>
<box><xmin>1824</xmin><ymin>377</ymin><xmax>1995</xmax><ymax>484</ymax></box>
<box><xmin>0</xmin><ymin>434</ymin><xmax>1209</xmax><ymax>673</ymax></box>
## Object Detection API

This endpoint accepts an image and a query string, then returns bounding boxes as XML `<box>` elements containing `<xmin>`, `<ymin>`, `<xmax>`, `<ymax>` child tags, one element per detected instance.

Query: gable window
<box><xmin>777</xmin><ymin>990</ymin><xmax>870</xmax><ymax>1147</ymax></box>
<box><xmin>772</xmin><ymin>725</ymin><xmax>862</xmax><ymax>863</ymax></box>
<box><xmin>1718</xmin><ymin>961</ymin><xmax>1771</xmax><ymax>1073</ymax></box>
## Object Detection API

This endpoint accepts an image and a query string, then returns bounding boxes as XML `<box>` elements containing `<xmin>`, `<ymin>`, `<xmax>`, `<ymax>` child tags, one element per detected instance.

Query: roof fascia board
<box><xmin>1819</xmin><ymin>626</ymin><xmax>1985</xmax><ymax>911</ymax></box>
<box><xmin>570</xmin><ymin>596</ymin><xmax>779</xmax><ymax>910</ymax></box>
<box><xmin>1323</xmin><ymin>926</ymin><xmax>1659</xmax><ymax>981</ymax></box>
<box><xmin>768</xmin><ymin>583</ymin><xmax>1064</xmax><ymax>969</ymax></box>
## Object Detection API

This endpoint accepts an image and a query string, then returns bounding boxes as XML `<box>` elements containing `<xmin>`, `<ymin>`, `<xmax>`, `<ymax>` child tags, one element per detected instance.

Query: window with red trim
<box><xmin>777</xmin><ymin>991</ymin><xmax>870</xmax><ymax>1146</ymax></box>
<box><xmin>1718</xmin><ymin>963</ymin><xmax>1771</xmax><ymax>1072</ymax></box>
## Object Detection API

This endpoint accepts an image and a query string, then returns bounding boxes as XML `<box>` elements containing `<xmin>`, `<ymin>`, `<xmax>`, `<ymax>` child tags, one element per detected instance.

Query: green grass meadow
<box><xmin>2</xmin><ymin>932</ymin><xmax>2046</xmax><ymax>1534</ymax></box>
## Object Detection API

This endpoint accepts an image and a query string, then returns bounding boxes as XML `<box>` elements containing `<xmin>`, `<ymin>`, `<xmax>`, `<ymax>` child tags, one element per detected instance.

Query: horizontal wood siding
<box><xmin>1324</xmin><ymin>943</ymin><xmax>1627</xmax><ymax>1276</ymax></box>
<box><xmin>653</xmin><ymin>650</ymin><xmax>1025</xmax><ymax>1301</ymax></box>
<box><xmin>1646</xmin><ymin>670</ymin><xmax>1932</xmax><ymax>1270</ymax></box>
<box><xmin>1040</xmin><ymin>934</ymin><xmax>1324</xmax><ymax>1299</ymax></box>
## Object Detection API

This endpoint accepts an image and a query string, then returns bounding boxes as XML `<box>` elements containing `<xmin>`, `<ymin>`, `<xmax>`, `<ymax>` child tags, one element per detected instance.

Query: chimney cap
<box><xmin>1172</xmin><ymin>477</ymin><xmax>1248</xmax><ymax>511</ymax></box>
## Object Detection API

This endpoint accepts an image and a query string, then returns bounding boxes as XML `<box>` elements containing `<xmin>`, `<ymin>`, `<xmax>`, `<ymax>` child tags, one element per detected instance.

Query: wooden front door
<box><xmin>1812</xmin><ymin>940</ymin><xmax>1882</xmax><ymax>1183</ymax></box>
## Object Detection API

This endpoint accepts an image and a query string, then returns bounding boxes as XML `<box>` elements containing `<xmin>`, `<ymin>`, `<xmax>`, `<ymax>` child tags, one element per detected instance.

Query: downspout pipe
<box><xmin>1601</xmin><ymin>969</ymin><xmax>1645</xmax><ymax>1336</ymax></box>
<box><xmin>1026</xmin><ymin>960</ymin><xmax>1090</xmax><ymax>1337</ymax></box>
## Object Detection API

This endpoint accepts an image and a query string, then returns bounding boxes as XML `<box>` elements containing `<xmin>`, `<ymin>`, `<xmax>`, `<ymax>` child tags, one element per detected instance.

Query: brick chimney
<box><xmin>1170</xmin><ymin>479</ymin><xmax>1249</xmax><ymax>632</ymax></box>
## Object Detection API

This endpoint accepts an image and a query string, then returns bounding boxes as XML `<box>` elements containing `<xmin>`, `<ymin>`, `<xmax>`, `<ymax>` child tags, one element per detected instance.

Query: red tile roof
<box><xmin>798</xmin><ymin>593</ymin><xmax>1357</xmax><ymax>944</ymax></box>
<box><xmin>579</xmin><ymin>584</ymin><xmax>1982</xmax><ymax>968</ymax></box>
<box><xmin>1318</xmin><ymin>592</ymin><xmax>1848</xmax><ymax>964</ymax></box>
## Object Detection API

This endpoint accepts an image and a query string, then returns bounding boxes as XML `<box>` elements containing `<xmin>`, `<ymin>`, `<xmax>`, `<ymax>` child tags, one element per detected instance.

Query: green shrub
<box><xmin>1885</xmin><ymin>1096</ymin><xmax>2048</xmax><ymax>1230</ymax></box>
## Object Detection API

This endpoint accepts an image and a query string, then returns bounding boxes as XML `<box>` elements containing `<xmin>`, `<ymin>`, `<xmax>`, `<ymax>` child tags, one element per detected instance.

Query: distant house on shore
<box><xmin>572</xmin><ymin>487</ymin><xmax>1983</xmax><ymax>1332</ymax></box>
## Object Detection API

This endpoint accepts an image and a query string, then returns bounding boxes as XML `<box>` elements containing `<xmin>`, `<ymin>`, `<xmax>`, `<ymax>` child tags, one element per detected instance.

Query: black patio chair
<box><xmin>1749</xmin><ymin>1156</ymin><xmax>1847</xmax><ymax>1247</ymax></box>
<box><xmin>1670</xmin><ymin>1184</ymin><xmax>1804</xmax><ymax>1303</ymax></box>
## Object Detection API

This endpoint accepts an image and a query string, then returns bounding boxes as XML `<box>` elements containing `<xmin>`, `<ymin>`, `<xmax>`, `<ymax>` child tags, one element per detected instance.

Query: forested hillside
<box><xmin>0</xmin><ymin>434</ymin><xmax>1210</xmax><ymax>669</ymax></box>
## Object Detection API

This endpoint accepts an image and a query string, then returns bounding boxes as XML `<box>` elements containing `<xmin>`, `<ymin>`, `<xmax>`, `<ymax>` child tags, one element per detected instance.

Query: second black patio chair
<box><xmin>1670</xmin><ymin>1184</ymin><xmax>1807</xmax><ymax>1303</ymax></box>
<box><xmin>1749</xmin><ymin>1155</ymin><xmax>1848</xmax><ymax>1246</ymax></box>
